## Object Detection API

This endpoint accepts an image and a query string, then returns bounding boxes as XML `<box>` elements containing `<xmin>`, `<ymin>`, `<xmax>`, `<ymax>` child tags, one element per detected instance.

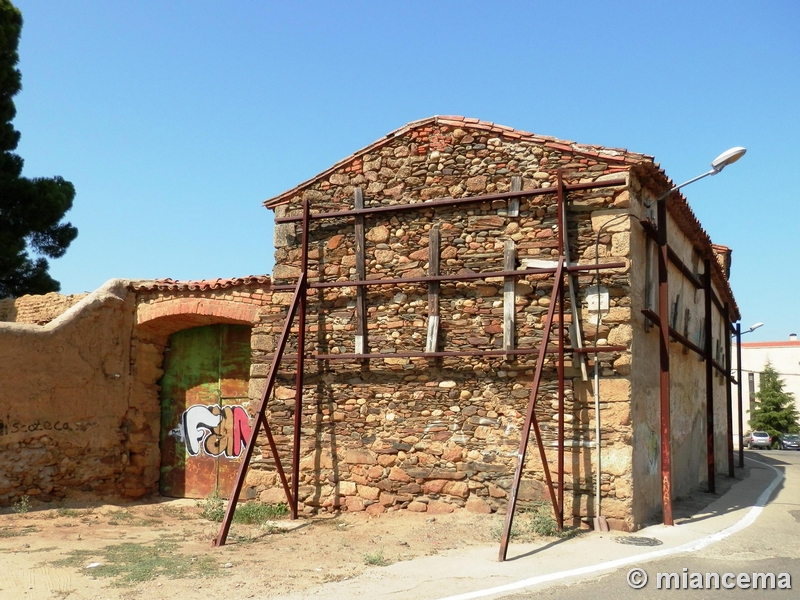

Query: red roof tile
<box><xmin>131</xmin><ymin>275</ymin><xmax>272</xmax><ymax>292</ymax></box>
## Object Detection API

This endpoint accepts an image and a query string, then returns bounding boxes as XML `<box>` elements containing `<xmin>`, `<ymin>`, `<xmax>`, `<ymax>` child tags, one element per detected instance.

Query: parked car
<box><xmin>747</xmin><ymin>431</ymin><xmax>772</xmax><ymax>449</ymax></box>
<box><xmin>779</xmin><ymin>433</ymin><xmax>800</xmax><ymax>450</ymax></box>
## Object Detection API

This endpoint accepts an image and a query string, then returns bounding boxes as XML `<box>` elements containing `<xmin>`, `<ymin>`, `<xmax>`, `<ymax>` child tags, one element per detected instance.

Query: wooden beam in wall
<box><xmin>354</xmin><ymin>188</ymin><xmax>368</xmax><ymax>356</ymax></box>
<box><xmin>503</xmin><ymin>239</ymin><xmax>516</xmax><ymax>359</ymax></box>
<box><xmin>426</xmin><ymin>226</ymin><xmax>440</xmax><ymax>353</ymax></box>
<box><xmin>508</xmin><ymin>176</ymin><xmax>521</xmax><ymax>217</ymax></box>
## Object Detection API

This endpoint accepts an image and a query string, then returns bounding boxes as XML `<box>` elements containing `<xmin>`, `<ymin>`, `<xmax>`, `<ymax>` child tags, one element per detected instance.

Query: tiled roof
<box><xmin>131</xmin><ymin>275</ymin><xmax>271</xmax><ymax>292</ymax></box>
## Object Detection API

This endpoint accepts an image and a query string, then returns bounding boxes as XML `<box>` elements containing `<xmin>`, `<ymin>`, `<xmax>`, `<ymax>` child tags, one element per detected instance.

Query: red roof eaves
<box><xmin>131</xmin><ymin>275</ymin><xmax>272</xmax><ymax>292</ymax></box>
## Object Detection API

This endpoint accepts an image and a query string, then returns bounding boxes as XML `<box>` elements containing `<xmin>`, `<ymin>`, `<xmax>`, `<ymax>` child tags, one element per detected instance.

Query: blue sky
<box><xmin>11</xmin><ymin>1</ymin><xmax>799</xmax><ymax>342</ymax></box>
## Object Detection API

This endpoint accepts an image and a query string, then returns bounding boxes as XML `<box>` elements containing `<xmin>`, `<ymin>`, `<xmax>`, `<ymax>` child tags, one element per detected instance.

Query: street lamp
<box><xmin>645</xmin><ymin>147</ymin><xmax>747</xmax><ymax>207</ymax></box>
<box><xmin>650</xmin><ymin>146</ymin><xmax>746</xmax><ymax>525</ymax></box>
<box><xmin>736</xmin><ymin>322</ymin><xmax>764</xmax><ymax>468</ymax></box>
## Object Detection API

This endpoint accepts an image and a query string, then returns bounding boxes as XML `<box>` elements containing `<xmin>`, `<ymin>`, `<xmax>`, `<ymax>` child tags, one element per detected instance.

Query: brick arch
<box><xmin>136</xmin><ymin>298</ymin><xmax>259</xmax><ymax>337</ymax></box>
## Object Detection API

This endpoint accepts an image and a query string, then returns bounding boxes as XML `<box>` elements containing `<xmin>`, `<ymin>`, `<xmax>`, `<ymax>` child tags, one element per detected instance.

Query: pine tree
<box><xmin>750</xmin><ymin>363</ymin><xmax>800</xmax><ymax>441</ymax></box>
<box><xmin>0</xmin><ymin>0</ymin><xmax>77</xmax><ymax>298</ymax></box>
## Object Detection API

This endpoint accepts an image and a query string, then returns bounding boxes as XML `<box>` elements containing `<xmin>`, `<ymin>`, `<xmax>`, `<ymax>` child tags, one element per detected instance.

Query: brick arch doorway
<box><xmin>159</xmin><ymin>323</ymin><xmax>252</xmax><ymax>499</ymax></box>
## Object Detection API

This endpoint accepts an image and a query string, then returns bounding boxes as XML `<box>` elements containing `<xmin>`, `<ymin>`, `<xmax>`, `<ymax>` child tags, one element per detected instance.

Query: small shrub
<box><xmin>363</xmin><ymin>548</ymin><xmax>390</xmax><ymax>566</ymax></box>
<box><xmin>199</xmin><ymin>495</ymin><xmax>226</xmax><ymax>522</ymax></box>
<box><xmin>12</xmin><ymin>495</ymin><xmax>31</xmax><ymax>515</ymax></box>
<box><xmin>525</xmin><ymin>503</ymin><xmax>558</xmax><ymax>537</ymax></box>
<box><xmin>199</xmin><ymin>494</ymin><xmax>288</xmax><ymax>525</ymax></box>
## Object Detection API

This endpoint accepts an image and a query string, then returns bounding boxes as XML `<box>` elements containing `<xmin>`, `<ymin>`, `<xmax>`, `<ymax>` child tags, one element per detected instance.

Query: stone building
<box><xmin>0</xmin><ymin>116</ymin><xmax>739</xmax><ymax>532</ymax></box>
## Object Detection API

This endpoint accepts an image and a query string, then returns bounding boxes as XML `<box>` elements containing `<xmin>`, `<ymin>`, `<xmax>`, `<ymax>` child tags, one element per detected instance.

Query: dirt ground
<box><xmin>0</xmin><ymin>471</ymin><xmax>742</xmax><ymax>600</ymax></box>
<box><xmin>0</xmin><ymin>496</ymin><xmax>529</xmax><ymax>600</ymax></box>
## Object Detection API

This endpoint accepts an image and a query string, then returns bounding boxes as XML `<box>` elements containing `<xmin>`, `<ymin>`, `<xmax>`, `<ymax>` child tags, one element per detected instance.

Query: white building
<box><xmin>732</xmin><ymin>334</ymin><xmax>800</xmax><ymax>445</ymax></box>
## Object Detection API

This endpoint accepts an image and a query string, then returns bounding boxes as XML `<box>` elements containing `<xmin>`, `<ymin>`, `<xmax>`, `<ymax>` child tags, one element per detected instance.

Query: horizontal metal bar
<box><xmin>275</xmin><ymin>178</ymin><xmax>627</xmax><ymax>223</ymax></box>
<box><xmin>642</xmin><ymin>308</ymin><xmax>704</xmax><ymax>358</ymax></box>
<box><xmin>281</xmin><ymin>345</ymin><xmax>627</xmax><ymax>361</ymax></box>
<box><xmin>272</xmin><ymin>262</ymin><xmax>627</xmax><ymax>290</ymax></box>
<box><xmin>668</xmin><ymin>248</ymin><xmax>702</xmax><ymax>290</ymax></box>
<box><xmin>640</xmin><ymin>219</ymin><xmax>703</xmax><ymax>290</ymax></box>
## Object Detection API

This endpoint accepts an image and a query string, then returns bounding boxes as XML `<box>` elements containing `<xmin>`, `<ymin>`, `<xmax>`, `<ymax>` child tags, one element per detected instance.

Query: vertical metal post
<box><xmin>725</xmin><ymin>303</ymin><xmax>734</xmax><ymax>477</ymax></box>
<box><xmin>557</xmin><ymin>258</ymin><xmax>565</xmax><ymax>531</ymax></box>
<box><xmin>557</xmin><ymin>171</ymin><xmax>589</xmax><ymax>382</ymax></box>
<box><xmin>703</xmin><ymin>260</ymin><xmax>715</xmax><ymax>493</ymax></box>
<box><xmin>498</xmin><ymin>259</ymin><xmax>564</xmax><ymax>562</ymax></box>
<box><xmin>290</xmin><ymin>198</ymin><xmax>310</xmax><ymax>519</ymax></box>
<box><xmin>736</xmin><ymin>323</ymin><xmax>744</xmax><ymax>468</ymax></box>
<box><xmin>555</xmin><ymin>170</ymin><xmax>565</xmax><ymax>531</ymax></box>
<box><xmin>656</xmin><ymin>196</ymin><xmax>673</xmax><ymax>525</ymax></box>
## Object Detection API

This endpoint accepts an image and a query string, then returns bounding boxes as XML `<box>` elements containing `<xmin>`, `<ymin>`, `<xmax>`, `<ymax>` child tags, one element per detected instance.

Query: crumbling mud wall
<box><xmin>0</xmin><ymin>280</ymin><xmax>160</xmax><ymax>505</ymax></box>
<box><xmin>0</xmin><ymin>292</ymin><xmax>88</xmax><ymax>325</ymax></box>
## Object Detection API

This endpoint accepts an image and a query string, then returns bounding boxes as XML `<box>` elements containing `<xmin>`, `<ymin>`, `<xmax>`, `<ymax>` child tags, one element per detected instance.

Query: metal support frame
<box><xmin>725</xmin><ymin>303</ymin><xmax>734</xmax><ymax>477</ymax></box>
<box><xmin>213</xmin><ymin>274</ymin><xmax>306</xmax><ymax>546</ymax></box>
<box><xmin>656</xmin><ymin>196</ymin><xmax>674</xmax><ymax>526</ymax></box>
<box><xmin>499</xmin><ymin>258</ymin><xmax>565</xmax><ymax>562</ymax></box>
<box><xmin>736</xmin><ymin>323</ymin><xmax>744</xmax><ymax>468</ymax></box>
<box><xmin>217</xmin><ymin>179</ymin><xmax>631</xmax><ymax>553</ymax></box>
<box><xmin>703</xmin><ymin>260</ymin><xmax>715</xmax><ymax>493</ymax></box>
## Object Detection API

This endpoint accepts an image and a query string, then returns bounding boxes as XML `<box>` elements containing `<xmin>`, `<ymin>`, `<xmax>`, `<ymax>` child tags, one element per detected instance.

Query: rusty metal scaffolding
<box><xmin>212</xmin><ymin>173</ymin><xmax>740</xmax><ymax>559</ymax></box>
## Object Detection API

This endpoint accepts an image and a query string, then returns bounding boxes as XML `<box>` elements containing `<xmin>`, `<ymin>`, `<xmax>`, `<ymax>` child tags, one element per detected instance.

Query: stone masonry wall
<box><xmin>255</xmin><ymin>121</ymin><xmax>638</xmax><ymax>528</ymax></box>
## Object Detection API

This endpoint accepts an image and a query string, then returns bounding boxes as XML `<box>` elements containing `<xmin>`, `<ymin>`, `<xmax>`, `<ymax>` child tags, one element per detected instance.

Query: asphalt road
<box><xmin>500</xmin><ymin>450</ymin><xmax>800</xmax><ymax>599</ymax></box>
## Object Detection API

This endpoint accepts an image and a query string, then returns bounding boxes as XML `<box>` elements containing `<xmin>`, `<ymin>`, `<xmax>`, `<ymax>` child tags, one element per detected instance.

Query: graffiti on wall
<box><xmin>170</xmin><ymin>405</ymin><xmax>252</xmax><ymax>459</ymax></box>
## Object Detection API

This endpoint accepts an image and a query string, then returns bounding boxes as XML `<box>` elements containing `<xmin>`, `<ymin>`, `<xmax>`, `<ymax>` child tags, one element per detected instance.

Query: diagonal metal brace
<box><xmin>498</xmin><ymin>257</ymin><xmax>565</xmax><ymax>561</ymax></box>
<box><xmin>213</xmin><ymin>273</ymin><xmax>306</xmax><ymax>547</ymax></box>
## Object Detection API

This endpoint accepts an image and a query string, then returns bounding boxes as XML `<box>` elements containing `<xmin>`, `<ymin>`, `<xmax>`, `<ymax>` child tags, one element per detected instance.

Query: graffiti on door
<box><xmin>174</xmin><ymin>405</ymin><xmax>252</xmax><ymax>459</ymax></box>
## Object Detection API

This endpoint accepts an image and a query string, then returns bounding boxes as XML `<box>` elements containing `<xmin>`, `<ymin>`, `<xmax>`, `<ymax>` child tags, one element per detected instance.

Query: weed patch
<box><xmin>199</xmin><ymin>495</ymin><xmax>288</xmax><ymax>525</ymax></box>
<box><xmin>51</xmin><ymin>538</ymin><xmax>224</xmax><ymax>586</ymax></box>
<box><xmin>363</xmin><ymin>548</ymin><xmax>390</xmax><ymax>566</ymax></box>
<box><xmin>12</xmin><ymin>495</ymin><xmax>31</xmax><ymax>514</ymax></box>
<box><xmin>108</xmin><ymin>510</ymin><xmax>161</xmax><ymax>527</ymax></box>
<box><xmin>0</xmin><ymin>525</ymin><xmax>38</xmax><ymax>538</ymax></box>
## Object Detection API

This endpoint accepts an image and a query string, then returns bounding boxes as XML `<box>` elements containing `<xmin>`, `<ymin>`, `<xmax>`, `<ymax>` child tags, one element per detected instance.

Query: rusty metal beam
<box><xmin>725</xmin><ymin>303</ymin><xmax>734</xmax><ymax>477</ymax></box>
<box><xmin>704</xmin><ymin>260</ymin><xmax>715</xmax><ymax>494</ymax></box>
<box><xmin>641</xmin><ymin>308</ymin><xmax>704</xmax><ymax>357</ymax></box>
<box><xmin>656</xmin><ymin>197</ymin><xmax>674</xmax><ymax>526</ymax></box>
<box><xmin>499</xmin><ymin>258</ymin><xmax>564</xmax><ymax>562</ymax></box>
<box><xmin>557</xmin><ymin>256</ymin><xmax>565</xmax><ymax>532</ymax></box>
<box><xmin>272</xmin><ymin>262</ymin><xmax>627</xmax><ymax>291</ymax></box>
<box><xmin>290</xmin><ymin>199</ymin><xmax>310</xmax><ymax>520</ymax></box>
<box><xmin>213</xmin><ymin>274</ymin><xmax>306</xmax><ymax>547</ymax></box>
<box><xmin>274</xmin><ymin>178</ymin><xmax>628</xmax><ymax>223</ymax></box>
<box><xmin>289</xmin><ymin>345</ymin><xmax>628</xmax><ymax>361</ymax></box>
<box><xmin>736</xmin><ymin>323</ymin><xmax>744</xmax><ymax>468</ymax></box>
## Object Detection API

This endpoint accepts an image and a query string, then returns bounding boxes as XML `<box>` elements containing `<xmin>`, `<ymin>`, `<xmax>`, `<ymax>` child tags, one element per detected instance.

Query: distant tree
<box><xmin>750</xmin><ymin>363</ymin><xmax>800</xmax><ymax>440</ymax></box>
<box><xmin>0</xmin><ymin>0</ymin><xmax>77</xmax><ymax>298</ymax></box>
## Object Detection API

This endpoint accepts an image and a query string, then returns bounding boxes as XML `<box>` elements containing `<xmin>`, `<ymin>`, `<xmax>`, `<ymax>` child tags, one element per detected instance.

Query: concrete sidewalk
<box><xmin>274</xmin><ymin>458</ymin><xmax>781</xmax><ymax>600</ymax></box>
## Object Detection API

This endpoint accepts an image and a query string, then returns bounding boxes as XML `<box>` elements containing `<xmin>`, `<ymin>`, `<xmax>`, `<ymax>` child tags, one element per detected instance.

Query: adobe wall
<box><xmin>258</xmin><ymin>123</ymin><xmax>636</xmax><ymax>527</ymax></box>
<box><xmin>0</xmin><ymin>281</ymin><xmax>159</xmax><ymax>505</ymax></box>
<box><xmin>0</xmin><ymin>292</ymin><xmax>88</xmax><ymax>325</ymax></box>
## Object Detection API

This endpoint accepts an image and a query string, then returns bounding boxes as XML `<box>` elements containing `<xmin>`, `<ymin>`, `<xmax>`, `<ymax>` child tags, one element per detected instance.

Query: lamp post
<box><xmin>735</xmin><ymin>322</ymin><xmax>763</xmax><ymax>468</ymax></box>
<box><xmin>649</xmin><ymin>147</ymin><xmax>746</xmax><ymax>525</ymax></box>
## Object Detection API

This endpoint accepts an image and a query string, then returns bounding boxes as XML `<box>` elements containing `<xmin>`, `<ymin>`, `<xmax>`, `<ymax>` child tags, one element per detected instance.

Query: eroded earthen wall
<box><xmin>0</xmin><ymin>281</ymin><xmax>160</xmax><ymax>505</ymax></box>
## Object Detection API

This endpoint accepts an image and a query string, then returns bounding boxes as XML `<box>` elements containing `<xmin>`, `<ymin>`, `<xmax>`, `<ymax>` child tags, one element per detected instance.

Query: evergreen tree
<box><xmin>0</xmin><ymin>0</ymin><xmax>77</xmax><ymax>298</ymax></box>
<box><xmin>750</xmin><ymin>362</ymin><xmax>800</xmax><ymax>440</ymax></box>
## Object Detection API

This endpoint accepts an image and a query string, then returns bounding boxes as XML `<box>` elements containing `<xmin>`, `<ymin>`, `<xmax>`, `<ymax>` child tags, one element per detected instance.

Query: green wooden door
<box><xmin>159</xmin><ymin>324</ymin><xmax>252</xmax><ymax>498</ymax></box>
